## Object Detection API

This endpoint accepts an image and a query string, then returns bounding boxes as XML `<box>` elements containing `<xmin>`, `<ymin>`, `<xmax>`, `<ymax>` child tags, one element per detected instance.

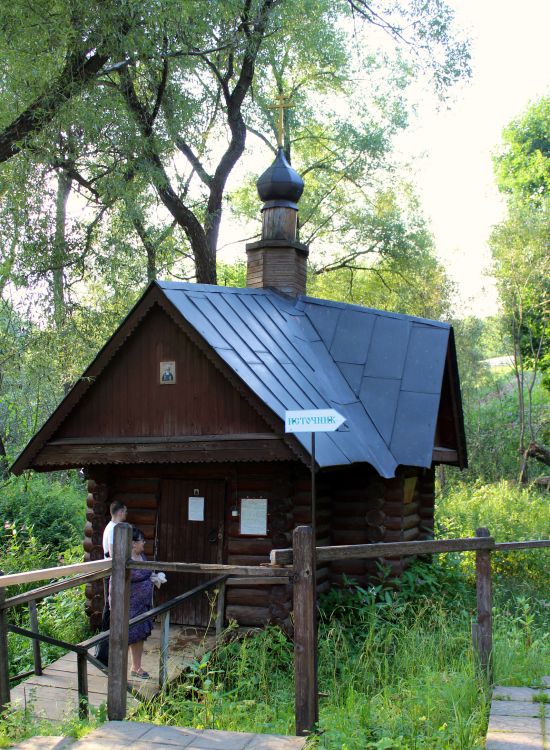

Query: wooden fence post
<box><xmin>293</xmin><ymin>525</ymin><xmax>318</xmax><ymax>736</ymax></box>
<box><xmin>0</xmin><ymin>573</ymin><xmax>10</xmax><ymax>711</ymax></box>
<box><xmin>473</xmin><ymin>527</ymin><xmax>493</xmax><ymax>683</ymax></box>
<box><xmin>159</xmin><ymin>611</ymin><xmax>170</xmax><ymax>690</ymax></box>
<box><xmin>215</xmin><ymin>580</ymin><xmax>226</xmax><ymax>637</ymax></box>
<box><xmin>77</xmin><ymin>651</ymin><xmax>89</xmax><ymax>720</ymax></box>
<box><xmin>28</xmin><ymin>601</ymin><xmax>42</xmax><ymax>676</ymax></box>
<box><xmin>107</xmin><ymin>523</ymin><xmax>132</xmax><ymax>720</ymax></box>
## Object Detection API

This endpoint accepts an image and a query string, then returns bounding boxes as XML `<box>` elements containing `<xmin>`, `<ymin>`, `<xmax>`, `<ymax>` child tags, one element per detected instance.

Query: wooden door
<box><xmin>157</xmin><ymin>479</ymin><xmax>225</xmax><ymax>626</ymax></box>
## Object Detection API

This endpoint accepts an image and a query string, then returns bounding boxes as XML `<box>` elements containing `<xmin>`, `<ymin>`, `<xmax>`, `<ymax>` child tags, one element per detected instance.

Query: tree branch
<box><xmin>0</xmin><ymin>49</ymin><xmax>109</xmax><ymax>164</ymax></box>
<box><xmin>150</xmin><ymin>58</ymin><xmax>169</xmax><ymax>126</ymax></box>
<box><xmin>174</xmin><ymin>137</ymin><xmax>212</xmax><ymax>187</ymax></box>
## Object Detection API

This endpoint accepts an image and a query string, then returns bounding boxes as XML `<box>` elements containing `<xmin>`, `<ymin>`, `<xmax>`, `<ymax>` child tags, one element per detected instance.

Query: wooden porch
<box><xmin>9</xmin><ymin>624</ymin><xmax>216</xmax><ymax>720</ymax></box>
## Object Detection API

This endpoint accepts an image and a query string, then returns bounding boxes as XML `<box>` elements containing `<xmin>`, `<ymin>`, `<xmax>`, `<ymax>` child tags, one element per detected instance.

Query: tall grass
<box><xmin>130</xmin><ymin>559</ymin><xmax>548</xmax><ymax>750</ymax></box>
<box><xmin>130</xmin><ymin>476</ymin><xmax>550</xmax><ymax>748</ymax></box>
<box><xmin>437</xmin><ymin>480</ymin><xmax>550</xmax><ymax>592</ymax></box>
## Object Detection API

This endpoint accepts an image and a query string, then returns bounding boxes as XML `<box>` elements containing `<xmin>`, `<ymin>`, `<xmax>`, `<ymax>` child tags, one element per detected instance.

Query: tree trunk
<box><xmin>131</xmin><ymin>214</ymin><xmax>157</xmax><ymax>283</ymax></box>
<box><xmin>53</xmin><ymin>170</ymin><xmax>72</xmax><ymax>332</ymax></box>
<box><xmin>0</xmin><ymin>434</ymin><xmax>8</xmax><ymax>479</ymax></box>
<box><xmin>526</xmin><ymin>442</ymin><xmax>550</xmax><ymax>467</ymax></box>
<box><xmin>512</xmin><ymin>313</ymin><xmax>528</xmax><ymax>484</ymax></box>
<box><xmin>0</xmin><ymin>50</ymin><xmax>108</xmax><ymax>164</ymax></box>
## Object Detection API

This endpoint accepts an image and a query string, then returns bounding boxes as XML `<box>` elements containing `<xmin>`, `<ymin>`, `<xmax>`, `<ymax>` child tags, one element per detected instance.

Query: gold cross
<box><xmin>268</xmin><ymin>90</ymin><xmax>293</xmax><ymax>147</ymax></box>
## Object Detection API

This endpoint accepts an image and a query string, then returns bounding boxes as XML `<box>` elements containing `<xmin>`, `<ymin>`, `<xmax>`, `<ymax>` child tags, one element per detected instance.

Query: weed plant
<box><xmin>131</xmin><ymin>558</ymin><xmax>548</xmax><ymax>750</ymax></box>
<box><xmin>437</xmin><ymin>480</ymin><xmax>550</xmax><ymax>594</ymax></box>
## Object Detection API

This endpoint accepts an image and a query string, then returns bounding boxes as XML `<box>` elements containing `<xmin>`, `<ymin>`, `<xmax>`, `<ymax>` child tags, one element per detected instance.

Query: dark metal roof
<box><xmin>157</xmin><ymin>281</ymin><xmax>463</xmax><ymax>477</ymax></box>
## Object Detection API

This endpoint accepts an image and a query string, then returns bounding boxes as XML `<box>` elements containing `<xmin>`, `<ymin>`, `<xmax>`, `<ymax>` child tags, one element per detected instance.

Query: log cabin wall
<box><xmin>329</xmin><ymin>466</ymin><xmax>384</xmax><ymax>587</ymax></box>
<box><xmin>328</xmin><ymin>465</ymin><xmax>436</xmax><ymax>585</ymax></box>
<box><xmin>84</xmin><ymin>474</ymin><xmax>111</xmax><ymax>630</ymax></box>
<box><xmin>84</xmin><ymin>461</ymin><xmax>436</xmax><ymax>630</ymax></box>
<box><xmin>417</xmin><ymin>468</ymin><xmax>435</xmax><ymax>540</ymax></box>
<box><xmin>83</xmin><ymin>462</ymin><xmax>303</xmax><ymax>630</ymax></box>
<box><xmin>84</xmin><ymin>470</ymin><xmax>159</xmax><ymax>629</ymax></box>
<box><xmin>292</xmin><ymin>470</ymin><xmax>332</xmax><ymax>599</ymax></box>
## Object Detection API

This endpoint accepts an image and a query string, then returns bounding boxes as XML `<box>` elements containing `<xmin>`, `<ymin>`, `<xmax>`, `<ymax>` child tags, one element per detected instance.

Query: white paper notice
<box><xmin>240</xmin><ymin>498</ymin><xmax>267</xmax><ymax>536</ymax></box>
<box><xmin>188</xmin><ymin>496</ymin><xmax>204</xmax><ymax>521</ymax></box>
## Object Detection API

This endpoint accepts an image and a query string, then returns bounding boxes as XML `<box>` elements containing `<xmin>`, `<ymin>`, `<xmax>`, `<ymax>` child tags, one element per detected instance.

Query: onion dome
<box><xmin>256</xmin><ymin>147</ymin><xmax>304</xmax><ymax>209</ymax></box>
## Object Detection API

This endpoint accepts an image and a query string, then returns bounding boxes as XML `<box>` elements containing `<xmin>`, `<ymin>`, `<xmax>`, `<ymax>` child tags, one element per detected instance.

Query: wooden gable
<box><xmin>59</xmin><ymin>305</ymin><xmax>270</xmax><ymax>439</ymax></box>
<box><xmin>13</xmin><ymin>293</ymin><xmax>298</xmax><ymax>472</ymax></box>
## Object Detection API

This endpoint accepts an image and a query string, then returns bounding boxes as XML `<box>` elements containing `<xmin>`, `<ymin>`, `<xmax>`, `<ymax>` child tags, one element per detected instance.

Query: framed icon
<box><xmin>159</xmin><ymin>361</ymin><xmax>176</xmax><ymax>384</ymax></box>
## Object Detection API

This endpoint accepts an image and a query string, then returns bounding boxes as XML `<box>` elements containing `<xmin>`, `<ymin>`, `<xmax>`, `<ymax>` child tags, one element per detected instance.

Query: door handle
<box><xmin>208</xmin><ymin>529</ymin><xmax>218</xmax><ymax>544</ymax></box>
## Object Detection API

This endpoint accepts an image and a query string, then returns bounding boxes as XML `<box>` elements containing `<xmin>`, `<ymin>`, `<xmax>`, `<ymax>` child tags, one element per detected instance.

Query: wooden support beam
<box><xmin>226</xmin><ymin>576</ymin><xmax>290</xmax><ymax>586</ymax></box>
<box><xmin>28</xmin><ymin>601</ymin><xmax>42</xmax><ymax>676</ymax></box>
<box><xmin>77</xmin><ymin>651</ymin><xmax>89</xmax><ymax>720</ymax></box>
<box><xmin>270</xmin><ymin>536</ymin><xmax>496</xmax><ymax>566</ymax></box>
<box><xmin>129</xmin><ymin>560</ymin><xmax>290</xmax><ymax>577</ymax></box>
<box><xmin>0</xmin><ymin>559</ymin><xmax>111</xmax><ymax>589</ymax></box>
<box><xmin>293</xmin><ymin>525</ymin><xmax>318</xmax><ymax>736</ymax></box>
<box><xmin>473</xmin><ymin>527</ymin><xmax>493</xmax><ymax>683</ymax></box>
<box><xmin>159</xmin><ymin>612</ymin><xmax>170</xmax><ymax>690</ymax></box>
<box><xmin>0</xmin><ymin>574</ymin><xmax>10</xmax><ymax>712</ymax></box>
<box><xmin>107</xmin><ymin>523</ymin><xmax>132</xmax><ymax>721</ymax></box>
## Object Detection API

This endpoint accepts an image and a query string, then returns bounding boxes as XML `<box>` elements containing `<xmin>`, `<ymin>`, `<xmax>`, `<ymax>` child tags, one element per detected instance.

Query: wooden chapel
<box><xmin>12</xmin><ymin>146</ymin><xmax>467</xmax><ymax>632</ymax></box>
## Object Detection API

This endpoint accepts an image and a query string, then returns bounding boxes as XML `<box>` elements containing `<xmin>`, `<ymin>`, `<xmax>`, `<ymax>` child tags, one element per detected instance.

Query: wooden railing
<box><xmin>281</xmin><ymin>527</ymin><xmax>550</xmax><ymax>735</ymax></box>
<box><xmin>0</xmin><ymin>527</ymin><xmax>290</xmax><ymax>723</ymax></box>
<box><xmin>0</xmin><ymin>524</ymin><xmax>547</xmax><ymax>737</ymax></box>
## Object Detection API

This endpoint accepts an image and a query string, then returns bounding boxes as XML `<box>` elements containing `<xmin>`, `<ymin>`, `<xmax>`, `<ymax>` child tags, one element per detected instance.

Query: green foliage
<box><xmin>459</xmin><ymin>370</ymin><xmax>549</xmax><ymax>483</ymax></box>
<box><xmin>0</xmin><ymin>473</ymin><xmax>85</xmax><ymax>550</ymax></box>
<box><xmin>490</xmin><ymin>198</ymin><xmax>550</xmax><ymax>393</ymax></box>
<box><xmin>490</xmin><ymin>96</ymin><xmax>550</xmax><ymax>405</ymax></box>
<box><xmin>437</xmin><ymin>480</ymin><xmax>550</xmax><ymax>591</ymax></box>
<box><xmin>0</xmin><ymin>522</ymin><xmax>89</xmax><ymax>678</ymax></box>
<box><xmin>131</xmin><ymin>570</ymin><xmax>548</xmax><ymax>749</ymax></box>
<box><xmin>493</xmin><ymin>96</ymin><xmax>550</xmax><ymax>202</ymax></box>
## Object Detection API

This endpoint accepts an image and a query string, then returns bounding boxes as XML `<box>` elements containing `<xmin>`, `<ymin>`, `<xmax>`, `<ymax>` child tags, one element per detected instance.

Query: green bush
<box><xmin>437</xmin><ymin>480</ymin><xmax>550</xmax><ymax>591</ymax></box>
<box><xmin>0</xmin><ymin>473</ymin><xmax>85</xmax><ymax>551</ymax></box>
<box><xmin>0</xmin><ymin>526</ymin><xmax>89</xmax><ymax>676</ymax></box>
<box><xmin>132</xmin><ymin>582</ymin><xmax>548</xmax><ymax>749</ymax></box>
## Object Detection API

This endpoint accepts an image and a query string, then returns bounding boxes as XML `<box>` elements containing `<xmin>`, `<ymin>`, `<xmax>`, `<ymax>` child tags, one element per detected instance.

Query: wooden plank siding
<box><xmin>56</xmin><ymin>306</ymin><xmax>275</xmax><ymax>440</ymax></box>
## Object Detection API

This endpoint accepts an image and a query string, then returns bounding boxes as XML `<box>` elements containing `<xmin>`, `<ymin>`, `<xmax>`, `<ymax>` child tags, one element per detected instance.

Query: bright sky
<box><xmin>395</xmin><ymin>0</ymin><xmax>550</xmax><ymax>318</ymax></box>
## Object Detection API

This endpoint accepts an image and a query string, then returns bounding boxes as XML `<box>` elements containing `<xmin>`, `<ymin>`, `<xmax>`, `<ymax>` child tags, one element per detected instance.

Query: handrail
<box><xmin>80</xmin><ymin>574</ymin><xmax>228</xmax><ymax>649</ymax></box>
<box><xmin>129</xmin><ymin>560</ymin><xmax>290</xmax><ymax>577</ymax></box>
<box><xmin>269</xmin><ymin>536</ymin><xmax>550</xmax><ymax>565</ymax></box>
<box><xmin>2</xmin><ymin>569</ymin><xmax>109</xmax><ymax>609</ymax></box>
<box><xmin>0</xmin><ymin>559</ymin><xmax>112</xmax><ymax>589</ymax></box>
<box><xmin>8</xmin><ymin>624</ymin><xmax>86</xmax><ymax>654</ymax></box>
<box><xmin>494</xmin><ymin>540</ymin><xmax>550</xmax><ymax>551</ymax></box>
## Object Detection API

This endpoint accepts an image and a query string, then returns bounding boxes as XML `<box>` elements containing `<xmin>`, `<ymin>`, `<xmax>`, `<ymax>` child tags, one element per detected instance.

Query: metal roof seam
<box><xmin>300</xmin><ymin>293</ymin><xmax>451</xmax><ymax>328</ymax></box>
<box><xmin>189</xmin><ymin>294</ymin><xmax>265</xmax><ymax>364</ymax></box>
<box><xmin>219</xmin><ymin>292</ymin><xmax>293</xmax><ymax>363</ymax></box>
<box><xmin>248</xmin><ymin>295</ymin><xmax>317</xmax><ymax>374</ymax></box>
<box><xmin>387</xmin><ymin>320</ymin><xmax>415</xmax><ymax>446</ymax></box>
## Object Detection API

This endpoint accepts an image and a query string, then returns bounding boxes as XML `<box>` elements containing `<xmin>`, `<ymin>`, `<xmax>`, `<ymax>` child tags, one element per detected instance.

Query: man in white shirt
<box><xmin>97</xmin><ymin>501</ymin><xmax>127</xmax><ymax>665</ymax></box>
<box><xmin>102</xmin><ymin>501</ymin><xmax>128</xmax><ymax>558</ymax></box>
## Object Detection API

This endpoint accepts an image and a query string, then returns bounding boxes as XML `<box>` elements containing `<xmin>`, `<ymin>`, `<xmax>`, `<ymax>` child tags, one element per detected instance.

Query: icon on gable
<box><xmin>159</xmin><ymin>361</ymin><xmax>176</xmax><ymax>384</ymax></box>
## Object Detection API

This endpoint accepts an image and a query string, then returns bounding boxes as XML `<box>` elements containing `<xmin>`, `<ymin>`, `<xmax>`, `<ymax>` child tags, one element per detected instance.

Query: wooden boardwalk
<box><xmin>486</xmin><ymin>678</ymin><xmax>549</xmax><ymax>749</ymax></box>
<box><xmin>10</xmin><ymin>624</ymin><xmax>216</xmax><ymax>719</ymax></box>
